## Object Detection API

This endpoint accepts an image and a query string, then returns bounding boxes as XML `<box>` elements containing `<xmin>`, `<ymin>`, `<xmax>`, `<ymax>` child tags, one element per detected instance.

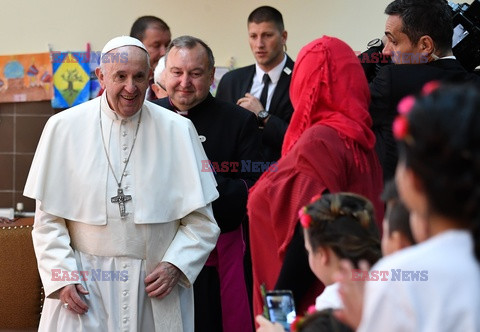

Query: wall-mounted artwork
<box><xmin>0</xmin><ymin>52</ymin><xmax>53</xmax><ymax>103</ymax></box>
<box><xmin>210</xmin><ymin>66</ymin><xmax>229</xmax><ymax>97</ymax></box>
<box><xmin>51</xmin><ymin>52</ymin><xmax>91</xmax><ymax>108</ymax></box>
<box><xmin>89</xmin><ymin>53</ymin><xmax>101</xmax><ymax>99</ymax></box>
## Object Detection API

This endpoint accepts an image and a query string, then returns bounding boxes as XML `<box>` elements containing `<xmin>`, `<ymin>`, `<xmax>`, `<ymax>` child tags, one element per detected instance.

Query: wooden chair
<box><xmin>0</xmin><ymin>217</ymin><xmax>43</xmax><ymax>331</ymax></box>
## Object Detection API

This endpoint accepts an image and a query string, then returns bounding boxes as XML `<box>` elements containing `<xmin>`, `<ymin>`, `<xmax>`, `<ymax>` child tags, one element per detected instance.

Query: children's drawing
<box><xmin>0</xmin><ymin>53</ymin><xmax>53</xmax><ymax>103</ymax></box>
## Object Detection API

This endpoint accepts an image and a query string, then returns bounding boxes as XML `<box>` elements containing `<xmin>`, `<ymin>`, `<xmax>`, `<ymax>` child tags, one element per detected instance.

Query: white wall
<box><xmin>0</xmin><ymin>0</ymin><xmax>391</xmax><ymax>67</ymax></box>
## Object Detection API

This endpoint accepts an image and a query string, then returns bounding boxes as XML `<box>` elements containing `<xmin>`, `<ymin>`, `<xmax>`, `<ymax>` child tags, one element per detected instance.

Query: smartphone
<box><xmin>265</xmin><ymin>290</ymin><xmax>296</xmax><ymax>332</ymax></box>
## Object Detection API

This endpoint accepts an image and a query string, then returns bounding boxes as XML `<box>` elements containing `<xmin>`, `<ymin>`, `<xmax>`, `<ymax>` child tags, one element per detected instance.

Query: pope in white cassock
<box><xmin>23</xmin><ymin>36</ymin><xmax>220</xmax><ymax>332</ymax></box>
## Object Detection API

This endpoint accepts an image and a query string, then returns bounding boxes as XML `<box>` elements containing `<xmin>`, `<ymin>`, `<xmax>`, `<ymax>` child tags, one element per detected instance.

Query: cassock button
<box><xmin>123</xmin><ymin>290</ymin><xmax>128</xmax><ymax>296</ymax></box>
<box><xmin>123</xmin><ymin>263</ymin><xmax>128</xmax><ymax>268</ymax></box>
<box><xmin>123</xmin><ymin>171</ymin><xmax>129</xmax><ymax>177</ymax></box>
<box><xmin>122</xmin><ymin>132</ymin><xmax>127</xmax><ymax>137</ymax></box>
<box><xmin>123</xmin><ymin>304</ymin><xmax>128</xmax><ymax>310</ymax></box>
<box><xmin>123</xmin><ymin>158</ymin><xmax>128</xmax><ymax>163</ymax></box>
<box><xmin>123</xmin><ymin>318</ymin><xmax>128</xmax><ymax>323</ymax></box>
<box><xmin>122</xmin><ymin>145</ymin><xmax>128</xmax><ymax>151</ymax></box>
<box><xmin>124</xmin><ymin>185</ymin><xmax>130</xmax><ymax>190</ymax></box>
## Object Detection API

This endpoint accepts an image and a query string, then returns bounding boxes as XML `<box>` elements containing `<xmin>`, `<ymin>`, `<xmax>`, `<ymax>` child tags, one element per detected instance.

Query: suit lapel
<box><xmin>243</xmin><ymin>65</ymin><xmax>256</xmax><ymax>95</ymax></box>
<box><xmin>269</xmin><ymin>56</ymin><xmax>294</xmax><ymax>113</ymax></box>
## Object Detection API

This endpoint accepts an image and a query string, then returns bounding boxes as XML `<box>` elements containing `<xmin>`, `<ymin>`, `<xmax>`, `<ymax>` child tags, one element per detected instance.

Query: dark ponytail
<box><xmin>396</xmin><ymin>83</ymin><xmax>480</xmax><ymax>262</ymax></box>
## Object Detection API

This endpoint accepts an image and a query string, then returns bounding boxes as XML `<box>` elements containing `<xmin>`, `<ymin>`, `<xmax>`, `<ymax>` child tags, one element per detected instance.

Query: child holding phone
<box><xmin>256</xmin><ymin>192</ymin><xmax>382</xmax><ymax>332</ymax></box>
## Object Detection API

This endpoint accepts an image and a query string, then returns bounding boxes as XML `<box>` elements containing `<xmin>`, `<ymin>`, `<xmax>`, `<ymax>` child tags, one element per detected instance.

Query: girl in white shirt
<box><xmin>357</xmin><ymin>83</ymin><xmax>480</xmax><ymax>332</ymax></box>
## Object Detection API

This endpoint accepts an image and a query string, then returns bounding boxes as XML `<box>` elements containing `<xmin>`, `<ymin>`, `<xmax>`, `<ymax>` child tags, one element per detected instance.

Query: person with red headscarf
<box><xmin>247</xmin><ymin>36</ymin><xmax>384</xmax><ymax>321</ymax></box>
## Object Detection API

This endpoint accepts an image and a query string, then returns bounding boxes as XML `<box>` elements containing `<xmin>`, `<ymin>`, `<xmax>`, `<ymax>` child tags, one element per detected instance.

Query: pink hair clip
<box><xmin>421</xmin><ymin>80</ymin><xmax>440</xmax><ymax>96</ymax></box>
<box><xmin>309</xmin><ymin>194</ymin><xmax>321</xmax><ymax>204</ymax></box>
<box><xmin>397</xmin><ymin>95</ymin><xmax>416</xmax><ymax>115</ymax></box>
<box><xmin>393</xmin><ymin>95</ymin><xmax>416</xmax><ymax>143</ymax></box>
<box><xmin>290</xmin><ymin>315</ymin><xmax>304</xmax><ymax>332</ymax></box>
<box><xmin>298</xmin><ymin>207</ymin><xmax>313</xmax><ymax>228</ymax></box>
<box><xmin>393</xmin><ymin>115</ymin><xmax>409</xmax><ymax>140</ymax></box>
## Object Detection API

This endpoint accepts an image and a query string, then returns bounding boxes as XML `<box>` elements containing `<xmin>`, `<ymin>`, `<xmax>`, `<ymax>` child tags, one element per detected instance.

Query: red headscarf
<box><xmin>282</xmin><ymin>36</ymin><xmax>375</xmax><ymax>156</ymax></box>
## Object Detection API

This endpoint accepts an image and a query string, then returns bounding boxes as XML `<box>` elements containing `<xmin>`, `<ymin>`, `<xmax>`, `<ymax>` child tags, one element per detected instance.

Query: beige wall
<box><xmin>0</xmin><ymin>0</ymin><xmax>392</xmax><ymax>67</ymax></box>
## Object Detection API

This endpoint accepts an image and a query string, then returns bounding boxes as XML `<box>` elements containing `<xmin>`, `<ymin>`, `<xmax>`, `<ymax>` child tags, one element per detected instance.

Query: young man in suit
<box><xmin>216</xmin><ymin>6</ymin><xmax>294</xmax><ymax>163</ymax></box>
<box><xmin>370</xmin><ymin>0</ymin><xmax>480</xmax><ymax>181</ymax></box>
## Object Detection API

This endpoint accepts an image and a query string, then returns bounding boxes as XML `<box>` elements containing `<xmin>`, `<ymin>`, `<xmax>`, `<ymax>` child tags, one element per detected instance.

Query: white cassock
<box><xmin>358</xmin><ymin>230</ymin><xmax>480</xmax><ymax>332</ymax></box>
<box><xmin>24</xmin><ymin>92</ymin><xmax>220</xmax><ymax>332</ymax></box>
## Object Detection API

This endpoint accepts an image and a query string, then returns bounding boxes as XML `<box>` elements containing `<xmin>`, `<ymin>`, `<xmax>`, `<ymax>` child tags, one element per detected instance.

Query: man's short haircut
<box><xmin>381</xmin><ymin>180</ymin><xmax>416</xmax><ymax>244</ymax></box>
<box><xmin>248</xmin><ymin>6</ymin><xmax>285</xmax><ymax>32</ymax></box>
<box><xmin>130</xmin><ymin>16</ymin><xmax>170</xmax><ymax>42</ymax></box>
<box><xmin>165</xmin><ymin>35</ymin><xmax>215</xmax><ymax>70</ymax></box>
<box><xmin>385</xmin><ymin>0</ymin><xmax>453</xmax><ymax>54</ymax></box>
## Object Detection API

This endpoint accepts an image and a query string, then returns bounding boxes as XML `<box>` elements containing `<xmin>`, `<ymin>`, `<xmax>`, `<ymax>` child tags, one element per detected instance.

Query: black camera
<box><xmin>449</xmin><ymin>0</ymin><xmax>480</xmax><ymax>72</ymax></box>
<box><xmin>358</xmin><ymin>38</ymin><xmax>392</xmax><ymax>83</ymax></box>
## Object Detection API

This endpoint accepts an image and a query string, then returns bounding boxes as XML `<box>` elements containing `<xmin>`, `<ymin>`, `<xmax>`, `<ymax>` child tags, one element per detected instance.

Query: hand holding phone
<box><xmin>264</xmin><ymin>290</ymin><xmax>296</xmax><ymax>332</ymax></box>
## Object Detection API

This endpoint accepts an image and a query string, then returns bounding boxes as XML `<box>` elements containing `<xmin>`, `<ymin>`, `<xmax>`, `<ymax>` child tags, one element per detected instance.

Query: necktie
<box><xmin>259</xmin><ymin>73</ymin><xmax>271</xmax><ymax>109</ymax></box>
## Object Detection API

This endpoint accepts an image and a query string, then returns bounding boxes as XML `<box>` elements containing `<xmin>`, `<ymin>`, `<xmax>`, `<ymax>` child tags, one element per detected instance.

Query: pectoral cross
<box><xmin>111</xmin><ymin>188</ymin><xmax>132</xmax><ymax>218</ymax></box>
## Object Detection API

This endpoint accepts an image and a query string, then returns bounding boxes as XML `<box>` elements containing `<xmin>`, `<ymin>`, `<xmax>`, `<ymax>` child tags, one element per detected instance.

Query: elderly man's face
<box><xmin>96</xmin><ymin>46</ymin><xmax>150</xmax><ymax>117</ymax></box>
<box><xmin>164</xmin><ymin>45</ymin><xmax>214</xmax><ymax>112</ymax></box>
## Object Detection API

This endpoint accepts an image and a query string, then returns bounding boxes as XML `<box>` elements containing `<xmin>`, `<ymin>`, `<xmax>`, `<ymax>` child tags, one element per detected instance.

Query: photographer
<box><xmin>369</xmin><ymin>0</ymin><xmax>480</xmax><ymax>182</ymax></box>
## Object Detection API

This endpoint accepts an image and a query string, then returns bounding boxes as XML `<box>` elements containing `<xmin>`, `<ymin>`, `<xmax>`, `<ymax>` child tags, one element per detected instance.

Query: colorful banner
<box><xmin>0</xmin><ymin>52</ymin><xmax>53</xmax><ymax>103</ymax></box>
<box><xmin>51</xmin><ymin>52</ymin><xmax>91</xmax><ymax>108</ymax></box>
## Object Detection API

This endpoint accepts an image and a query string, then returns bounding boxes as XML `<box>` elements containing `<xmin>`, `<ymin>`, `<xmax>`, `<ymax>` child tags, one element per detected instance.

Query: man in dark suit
<box><xmin>216</xmin><ymin>6</ymin><xmax>294</xmax><ymax>163</ymax></box>
<box><xmin>130</xmin><ymin>16</ymin><xmax>172</xmax><ymax>101</ymax></box>
<box><xmin>155</xmin><ymin>35</ymin><xmax>261</xmax><ymax>332</ymax></box>
<box><xmin>370</xmin><ymin>0</ymin><xmax>480</xmax><ymax>181</ymax></box>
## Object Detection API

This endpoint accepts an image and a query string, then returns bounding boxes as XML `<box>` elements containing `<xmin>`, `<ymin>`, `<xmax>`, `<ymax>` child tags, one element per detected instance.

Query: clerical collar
<box><xmin>255</xmin><ymin>54</ymin><xmax>287</xmax><ymax>85</ymax></box>
<box><xmin>168</xmin><ymin>97</ymin><xmax>189</xmax><ymax>116</ymax></box>
<box><xmin>101</xmin><ymin>91</ymin><xmax>142</xmax><ymax>122</ymax></box>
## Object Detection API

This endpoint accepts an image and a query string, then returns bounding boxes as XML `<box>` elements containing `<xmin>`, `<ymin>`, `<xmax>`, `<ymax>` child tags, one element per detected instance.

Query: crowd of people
<box><xmin>24</xmin><ymin>0</ymin><xmax>480</xmax><ymax>331</ymax></box>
